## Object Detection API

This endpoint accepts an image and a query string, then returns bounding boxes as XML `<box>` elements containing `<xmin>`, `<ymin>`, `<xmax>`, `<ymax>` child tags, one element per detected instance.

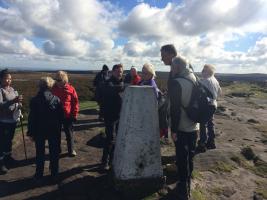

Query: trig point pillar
<box><xmin>113</xmin><ymin>86</ymin><xmax>163</xmax><ymax>192</ymax></box>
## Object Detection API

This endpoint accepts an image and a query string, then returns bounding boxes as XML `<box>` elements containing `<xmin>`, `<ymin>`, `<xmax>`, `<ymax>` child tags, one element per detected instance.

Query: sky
<box><xmin>0</xmin><ymin>0</ymin><xmax>267</xmax><ymax>73</ymax></box>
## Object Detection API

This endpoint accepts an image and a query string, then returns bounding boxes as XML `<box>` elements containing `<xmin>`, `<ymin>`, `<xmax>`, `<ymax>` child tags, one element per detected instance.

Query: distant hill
<box><xmin>2</xmin><ymin>68</ymin><xmax>267</xmax><ymax>82</ymax></box>
<box><xmin>155</xmin><ymin>71</ymin><xmax>267</xmax><ymax>83</ymax></box>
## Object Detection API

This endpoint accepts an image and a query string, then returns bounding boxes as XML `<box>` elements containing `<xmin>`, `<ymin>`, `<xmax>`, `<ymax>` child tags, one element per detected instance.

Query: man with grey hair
<box><xmin>168</xmin><ymin>56</ymin><xmax>199</xmax><ymax>200</ymax></box>
<box><xmin>196</xmin><ymin>64</ymin><xmax>222</xmax><ymax>153</ymax></box>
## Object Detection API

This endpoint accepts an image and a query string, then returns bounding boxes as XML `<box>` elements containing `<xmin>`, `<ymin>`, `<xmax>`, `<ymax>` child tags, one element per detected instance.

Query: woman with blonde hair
<box><xmin>139</xmin><ymin>63</ymin><xmax>159</xmax><ymax>98</ymax></box>
<box><xmin>27</xmin><ymin>77</ymin><xmax>64</xmax><ymax>181</ymax></box>
<box><xmin>52</xmin><ymin>71</ymin><xmax>79</xmax><ymax>157</ymax></box>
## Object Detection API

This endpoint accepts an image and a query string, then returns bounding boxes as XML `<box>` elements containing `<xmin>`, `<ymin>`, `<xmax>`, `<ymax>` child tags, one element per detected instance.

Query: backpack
<box><xmin>177</xmin><ymin>77</ymin><xmax>216</xmax><ymax>124</ymax></box>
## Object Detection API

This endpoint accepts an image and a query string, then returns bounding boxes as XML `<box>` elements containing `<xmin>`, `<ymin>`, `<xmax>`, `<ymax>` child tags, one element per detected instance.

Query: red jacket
<box><xmin>131</xmin><ymin>74</ymin><xmax>141</xmax><ymax>85</ymax></box>
<box><xmin>52</xmin><ymin>83</ymin><xmax>79</xmax><ymax>119</ymax></box>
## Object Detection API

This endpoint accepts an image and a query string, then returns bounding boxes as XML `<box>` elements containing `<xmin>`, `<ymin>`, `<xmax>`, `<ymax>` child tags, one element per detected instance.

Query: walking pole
<box><xmin>20</xmin><ymin>115</ymin><xmax>28</xmax><ymax>160</ymax></box>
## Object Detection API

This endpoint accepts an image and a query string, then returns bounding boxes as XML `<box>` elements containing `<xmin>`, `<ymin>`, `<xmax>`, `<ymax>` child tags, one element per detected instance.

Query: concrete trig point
<box><xmin>113</xmin><ymin>86</ymin><xmax>164</xmax><ymax>193</ymax></box>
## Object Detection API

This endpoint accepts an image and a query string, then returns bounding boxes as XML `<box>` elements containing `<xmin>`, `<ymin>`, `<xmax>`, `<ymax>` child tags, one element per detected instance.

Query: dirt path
<box><xmin>0</xmin><ymin>95</ymin><xmax>266</xmax><ymax>200</ymax></box>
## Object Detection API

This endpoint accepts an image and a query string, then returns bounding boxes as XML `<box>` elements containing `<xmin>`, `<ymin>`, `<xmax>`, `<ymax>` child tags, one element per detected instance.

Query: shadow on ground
<box><xmin>86</xmin><ymin>133</ymin><xmax>105</xmax><ymax>149</ymax></box>
<box><xmin>74</xmin><ymin>119</ymin><xmax>104</xmax><ymax>131</ymax></box>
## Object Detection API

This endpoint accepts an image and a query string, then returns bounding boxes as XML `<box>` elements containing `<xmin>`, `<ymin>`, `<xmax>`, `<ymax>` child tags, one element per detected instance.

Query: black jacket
<box><xmin>102</xmin><ymin>76</ymin><xmax>124</xmax><ymax>123</ymax></box>
<box><xmin>93</xmin><ymin>71</ymin><xmax>109</xmax><ymax>102</ymax></box>
<box><xmin>93</xmin><ymin>71</ymin><xmax>109</xmax><ymax>87</ymax></box>
<box><xmin>27</xmin><ymin>90</ymin><xmax>64</xmax><ymax>139</ymax></box>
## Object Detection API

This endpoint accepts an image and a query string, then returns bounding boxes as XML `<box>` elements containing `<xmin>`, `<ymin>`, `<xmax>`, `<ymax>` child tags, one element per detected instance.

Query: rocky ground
<box><xmin>0</xmin><ymin>93</ymin><xmax>266</xmax><ymax>200</ymax></box>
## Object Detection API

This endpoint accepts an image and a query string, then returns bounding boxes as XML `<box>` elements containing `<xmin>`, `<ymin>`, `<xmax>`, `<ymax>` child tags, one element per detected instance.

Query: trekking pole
<box><xmin>20</xmin><ymin>115</ymin><xmax>28</xmax><ymax>160</ymax></box>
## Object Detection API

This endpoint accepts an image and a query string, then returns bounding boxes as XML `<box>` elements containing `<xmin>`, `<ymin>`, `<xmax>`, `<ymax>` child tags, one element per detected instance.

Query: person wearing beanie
<box><xmin>93</xmin><ymin>64</ymin><xmax>110</xmax><ymax>121</ymax></box>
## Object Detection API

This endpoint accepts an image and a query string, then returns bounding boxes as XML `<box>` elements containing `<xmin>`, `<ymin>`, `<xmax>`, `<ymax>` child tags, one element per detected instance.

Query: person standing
<box><xmin>27</xmin><ymin>77</ymin><xmax>64</xmax><ymax>181</ymax></box>
<box><xmin>130</xmin><ymin>67</ymin><xmax>141</xmax><ymax>85</ymax></box>
<box><xmin>139</xmin><ymin>63</ymin><xmax>159</xmax><ymax>98</ymax></box>
<box><xmin>101</xmin><ymin>64</ymin><xmax>124</xmax><ymax>170</ymax></box>
<box><xmin>93</xmin><ymin>64</ymin><xmax>109</xmax><ymax>121</ymax></box>
<box><xmin>168</xmin><ymin>56</ymin><xmax>199</xmax><ymax>200</ymax></box>
<box><xmin>159</xmin><ymin>45</ymin><xmax>178</xmax><ymax>142</ymax></box>
<box><xmin>52</xmin><ymin>71</ymin><xmax>79</xmax><ymax>157</ymax></box>
<box><xmin>0</xmin><ymin>69</ymin><xmax>23</xmax><ymax>174</ymax></box>
<box><xmin>196</xmin><ymin>64</ymin><xmax>222</xmax><ymax>152</ymax></box>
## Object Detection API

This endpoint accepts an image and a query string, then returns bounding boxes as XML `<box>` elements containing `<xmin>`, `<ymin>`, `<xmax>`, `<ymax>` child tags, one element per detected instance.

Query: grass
<box><xmin>210</xmin><ymin>187</ymin><xmax>224</xmax><ymax>196</ymax></box>
<box><xmin>192</xmin><ymin>170</ymin><xmax>203</xmax><ymax>180</ymax></box>
<box><xmin>255</xmin><ymin>180</ymin><xmax>267</xmax><ymax>199</ymax></box>
<box><xmin>191</xmin><ymin>187</ymin><xmax>206</xmax><ymax>200</ymax></box>
<box><xmin>79</xmin><ymin>100</ymin><xmax>98</xmax><ymax>111</ymax></box>
<box><xmin>231</xmin><ymin>153</ymin><xmax>267</xmax><ymax>178</ymax></box>
<box><xmin>209</xmin><ymin>161</ymin><xmax>236</xmax><ymax>174</ymax></box>
<box><xmin>256</xmin><ymin>189</ymin><xmax>267</xmax><ymax>199</ymax></box>
<box><xmin>253</xmin><ymin>159</ymin><xmax>267</xmax><ymax>178</ymax></box>
<box><xmin>253</xmin><ymin>124</ymin><xmax>267</xmax><ymax>144</ymax></box>
<box><xmin>223</xmin><ymin>82</ymin><xmax>267</xmax><ymax>99</ymax></box>
<box><xmin>14</xmin><ymin>100</ymin><xmax>98</xmax><ymax>135</ymax></box>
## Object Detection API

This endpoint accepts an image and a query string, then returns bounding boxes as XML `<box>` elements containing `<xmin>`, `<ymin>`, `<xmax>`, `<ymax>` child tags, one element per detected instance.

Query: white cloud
<box><xmin>2</xmin><ymin>0</ymin><xmax>121</xmax><ymax>57</ymax></box>
<box><xmin>0</xmin><ymin>0</ymin><xmax>267</xmax><ymax>73</ymax></box>
<box><xmin>18</xmin><ymin>38</ymin><xmax>41</xmax><ymax>55</ymax></box>
<box><xmin>43</xmin><ymin>39</ymin><xmax>89</xmax><ymax>56</ymax></box>
<box><xmin>0</xmin><ymin>38</ymin><xmax>40</xmax><ymax>55</ymax></box>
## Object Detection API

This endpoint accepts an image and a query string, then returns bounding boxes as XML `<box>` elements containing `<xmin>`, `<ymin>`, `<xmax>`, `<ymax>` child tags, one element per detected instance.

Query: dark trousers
<box><xmin>98</xmin><ymin>101</ymin><xmax>104</xmax><ymax>119</ymax></box>
<box><xmin>0</xmin><ymin>122</ymin><xmax>17</xmax><ymax>160</ymax></box>
<box><xmin>175</xmin><ymin>131</ymin><xmax>197</xmax><ymax>199</ymax></box>
<box><xmin>199</xmin><ymin>116</ymin><xmax>215</xmax><ymax>145</ymax></box>
<box><xmin>101</xmin><ymin>120</ymin><xmax>119</xmax><ymax>165</ymax></box>
<box><xmin>35</xmin><ymin>134</ymin><xmax>60</xmax><ymax>177</ymax></box>
<box><xmin>61</xmin><ymin>118</ymin><xmax>74</xmax><ymax>153</ymax></box>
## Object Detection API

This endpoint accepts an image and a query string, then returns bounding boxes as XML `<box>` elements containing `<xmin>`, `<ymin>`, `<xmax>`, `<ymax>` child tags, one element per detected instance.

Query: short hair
<box><xmin>39</xmin><ymin>77</ymin><xmax>55</xmax><ymax>89</ymax></box>
<box><xmin>112</xmin><ymin>64</ymin><xmax>123</xmax><ymax>71</ymax></box>
<box><xmin>0</xmin><ymin>68</ymin><xmax>10</xmax><ymax>79</ymax></box>
<box><xmin>56</xmin><ymin>70</ymin><xmax>69</xmax><ymax>84</ymax></box>
<box><xmin>143</xmin><ymin>63</ymin><xmax>156</xmax><ymax>78</ymax></box>
<box><xmin>171</xmin><ymin>56</ymin><xmax>187</xmax><ymax>69</ymax></box>
<box><xmin>204</xmin><ymin>64</ymin><xmax>216</xmax><ymax>76</ymax></box>
<box><xmin>160</xmin><ymin>44</ymin><xmax>177</xmax><ymax>56</ymax></box>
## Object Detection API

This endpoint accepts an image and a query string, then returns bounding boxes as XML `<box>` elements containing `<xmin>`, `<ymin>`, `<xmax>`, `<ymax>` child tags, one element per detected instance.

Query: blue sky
<box><xmin>0</xmin><ymin>0</ymin><xmax>267</xmax><ymax>73</ymax></box>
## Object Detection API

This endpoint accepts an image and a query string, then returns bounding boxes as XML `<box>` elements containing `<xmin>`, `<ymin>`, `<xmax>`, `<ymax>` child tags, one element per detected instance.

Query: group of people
<box><xmin>161</xmin><ymin>44</ymin><xmax>221</xmax><ymax>200</ymax></box>
<box><xmin>94</xmin><ymin>63</ymin><xmax>161</xmax><ymax>170</ymax></box>
<box><xmin>0</xmin><ymin>44</ymin><xmax>221</xmax><ymax>199</ymax></box>
<box><xmin>0</xmin><ymin>69</ymin><xmax>79</xmax><ymax>182</ymax></box>
<box><xmin>94</xmin><ymin>44</ymin><xmax>221</xmax><ymax>199</ymax></box>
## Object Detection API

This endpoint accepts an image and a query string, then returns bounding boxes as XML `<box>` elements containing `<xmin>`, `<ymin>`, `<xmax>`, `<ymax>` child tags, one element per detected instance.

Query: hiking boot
<box><xmin>167</xmin><ymin>185</ymin><xmax>189</xmax><ymax>200</ymax></box>
<box><xmin>0</xmin><ymin>164</ymin><xmax>8</xmax><ymax>175</ymax></box>
<box><xmin>206</xmin><ymin>141</ymin><xmax>216</xmax><ymax>149</ymax></box>
<box><xmin>100</xmin><ymin>162</ymin><xmax>110</xmax><ymax>171</ymax></box>
<box><xmin>4</xmin><ymin>155</ymin><xmax>17</xmax><ymax>167</ymax></box>
<box><xmin>195</xmin><ymin>144</ymin><xmax>206</xmax><ymax>153</ymax></box>
<box><xmin>34</xmin><ymin>173</ymin><xmax>43</xmax><ymax>180</ymax></box>
<box><xmin>68</xmin><ymin>150</ymin><xmax>77</xmax><ymax>157</ymax></box>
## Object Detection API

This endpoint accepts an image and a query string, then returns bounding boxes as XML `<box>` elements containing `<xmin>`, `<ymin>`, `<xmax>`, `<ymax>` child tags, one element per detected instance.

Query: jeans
<box><xmin>199</xmin><ymin>116</ymin><xmax>215</xmax><ymax>145</ymax></box>
<box><xmin>35</xmin><ymin>134</ymin><xmax>60</xmax><ymax>177</ymax></box>
<box><xmin>175</xmin><ymin>131</ymin><xmax>197</xmax><ymax>198</ymax></box>
<box><xmin>61</xmin><ymin>118</ymin><xmax>74</xmax><ymax>153</ymax></box>
<box><xmin>0</xmin><ymin>122</ymin><xmax>17</xmax><ymax>160</ymax></box>
<box><xmin>101</xmin><ymin>120</ymin><xmax>119</xmax><ymax>165</ymax></box>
